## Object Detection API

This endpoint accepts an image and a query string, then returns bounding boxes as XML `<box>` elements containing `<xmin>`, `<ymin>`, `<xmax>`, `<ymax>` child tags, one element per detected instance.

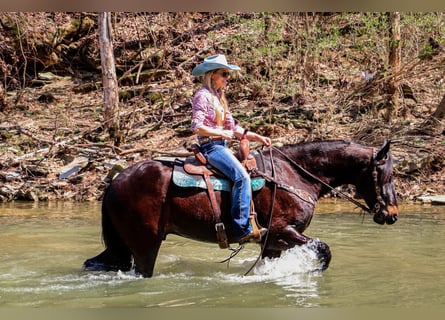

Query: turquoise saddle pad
<box><xmin>172</xmin><ymin>165</ymin><xmax>265</xmax><ymax>192</ymax></box>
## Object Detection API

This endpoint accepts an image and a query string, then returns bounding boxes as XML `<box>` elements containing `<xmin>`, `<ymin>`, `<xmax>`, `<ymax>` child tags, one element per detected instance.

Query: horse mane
<box><xmin>275</xmin><ymin>139</ymin><xmax>378</xmax><ymax>181</ymax></box>
<box><xmin>285</xmin><ymin>139</ymin><xmax>357</xmax><ymax>149</ymax></box>
<box><xmin>278</xmin><ymin>139</ymin><xmax>394</xmax><ymax>186</ymax></box>
<box><xmin>279</xmin><ymin>139</ymin><xmax>365</xmax><ymax>158</ymax></box>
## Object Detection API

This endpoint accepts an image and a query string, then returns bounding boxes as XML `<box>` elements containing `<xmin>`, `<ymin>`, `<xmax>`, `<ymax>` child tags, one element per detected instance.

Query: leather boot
<box><xmin>239</xmin><ymin>210</ymin><xmax>267</xmax><ymax>244</ymax></box>
<box><xmin>239</xmin><ymin>227</ymin><xmax>267</xmax><ymax>244</ymax></box>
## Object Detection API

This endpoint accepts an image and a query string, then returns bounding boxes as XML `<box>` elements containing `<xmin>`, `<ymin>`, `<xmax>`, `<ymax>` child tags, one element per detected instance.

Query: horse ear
<box><xmin>375</xmin><ymin>140</ymin><xmax>391</xmax><ymax>162</ymax></box>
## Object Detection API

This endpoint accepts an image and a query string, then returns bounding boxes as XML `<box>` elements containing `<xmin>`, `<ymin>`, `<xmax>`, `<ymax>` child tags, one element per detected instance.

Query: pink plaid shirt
<box><xmin>191</xmin><ymin>87</ymin><xmax>239</xmax><ymax>135</ymax></box>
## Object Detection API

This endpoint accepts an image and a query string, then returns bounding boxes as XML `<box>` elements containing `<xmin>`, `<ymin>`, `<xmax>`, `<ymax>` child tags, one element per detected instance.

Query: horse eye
<box><xmin>377</xmin><ymin>155</ymin><xmax>388</xmax><ymax>166</ymax></box>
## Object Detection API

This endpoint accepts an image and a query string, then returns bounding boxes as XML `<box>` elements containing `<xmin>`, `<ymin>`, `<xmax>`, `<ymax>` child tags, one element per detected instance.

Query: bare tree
<box><xmin>385</xmin><ymin>12</ymin><xmax>401</xmax><ymax>123</ymax></box>
<box><xmin>0</xmin><ymin>82</ymin><xmax>5</xmax><ymax>112</ymax></box>
<box><xmin>98</xmin><ymin>12</ymin><xmax>121</xmax><ymax>145</ymax></box>
<box><xmin>420</xmin><ymin>94</ymin><xmax>445</xmax><ymax>135</ymax></box>
<box><xmin>432</xmin><ymin>94</ymin><xmax>445</xmax><ymax>121</ymax></box>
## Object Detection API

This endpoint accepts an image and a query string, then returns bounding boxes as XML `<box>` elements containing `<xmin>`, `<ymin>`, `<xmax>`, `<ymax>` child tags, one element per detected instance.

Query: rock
<box><xmin>104</xmin><ymin>163</ymin><xmax>125</xmax><ymax>183</ymax></box>
<box><xmin>2</xmin><ymin>171</ymin><xmax>22</xmax><ymax>182</ymax></box>
<box><xmin>59</xmin><ymin>156</ymin><xmax>89</xmax><ymax>179</ymax></box>
<box><xmin>0</xmin><ymin>186</ymin><xmax>14</xmax><ymax>201</ymax></box>
<box><xmin>38</xmin><ymin>72</ymin><xmax>63</xmax><ymax>81</ymax></box>
<box><xmin>415</xmin><ymin>195</ymin><xmax>445</xmax><ymax>205</ymax></box>
<box><xmin>15</xmin><ymin>189</ymin><xmax>39</xmax><ymax>201</ymax></box>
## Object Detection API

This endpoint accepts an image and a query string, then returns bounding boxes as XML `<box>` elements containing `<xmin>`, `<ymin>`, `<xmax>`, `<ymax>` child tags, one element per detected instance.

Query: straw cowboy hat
<box><xmin>192</xmin><ymin>54</ymin><xmax>241</xmax><ymax>77</ymax></box>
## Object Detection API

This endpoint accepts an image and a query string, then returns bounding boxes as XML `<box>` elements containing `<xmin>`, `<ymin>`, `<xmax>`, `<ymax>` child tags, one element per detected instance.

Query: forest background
<box><xmin>0</xmin><ymin>12</ymin><xmax>443</xmax><ymax>202</ymax></box>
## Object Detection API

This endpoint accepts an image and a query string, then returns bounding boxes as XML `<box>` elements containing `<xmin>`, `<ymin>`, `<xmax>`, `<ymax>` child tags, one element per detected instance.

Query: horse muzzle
<box><xmin>373</xmin><ymin>205</ymin><xmax>399</xmax><ymax>225</ymax></box>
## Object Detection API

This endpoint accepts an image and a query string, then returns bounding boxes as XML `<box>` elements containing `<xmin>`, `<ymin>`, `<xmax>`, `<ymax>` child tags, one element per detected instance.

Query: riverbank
<box><xmin>0</xmin><ymin>13</ymin><xmax>444</xmax><ymax>202</ymax></box>
<box><xmin>0</xmin><ymin>66</ymin><xmax>444</xmax><ymax>203</ymax></box>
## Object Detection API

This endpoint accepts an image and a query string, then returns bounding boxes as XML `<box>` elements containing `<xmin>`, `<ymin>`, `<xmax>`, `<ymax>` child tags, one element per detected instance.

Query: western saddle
<box><xmin>186</xmin><ymin>130</ymin><xmax>264</xmax><ymax>249</ymax></box>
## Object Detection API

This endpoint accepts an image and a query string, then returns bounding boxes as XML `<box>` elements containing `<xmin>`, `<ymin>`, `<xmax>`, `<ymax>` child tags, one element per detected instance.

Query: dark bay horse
<box><xmin>83</xmin><ymin>140</ymin><xmax>399</xmax><ymax>277</ymax></box>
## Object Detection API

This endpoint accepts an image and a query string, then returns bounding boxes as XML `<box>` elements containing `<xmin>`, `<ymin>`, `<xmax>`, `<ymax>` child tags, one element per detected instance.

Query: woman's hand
<box><xmin>257</xmin><ymin>135</ymin><xmax>271</xmax><ymax>147</ymax></box>
<box><xmin>220</xmin><ymin>129</ymin><xmax>234</xmax><ymax>140</ymax></box>
<box><xmin>245</xmin><ymin>130</ymin><xmax>271</xmax><ymax>147</ymax></box>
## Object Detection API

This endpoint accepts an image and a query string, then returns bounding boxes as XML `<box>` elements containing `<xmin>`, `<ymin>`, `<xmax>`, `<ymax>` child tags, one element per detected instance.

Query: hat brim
<box><xmin>192</xmin><ymin>62</ymin><xmax>240</xmax><ymax>77</ymax></box>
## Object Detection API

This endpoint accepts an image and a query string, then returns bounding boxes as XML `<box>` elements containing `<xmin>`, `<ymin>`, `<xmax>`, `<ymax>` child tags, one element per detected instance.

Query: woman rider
<box><xmin>191</xmin><ymin>54</ymin><xmax>271</xmax><ymax>244</ymax></box>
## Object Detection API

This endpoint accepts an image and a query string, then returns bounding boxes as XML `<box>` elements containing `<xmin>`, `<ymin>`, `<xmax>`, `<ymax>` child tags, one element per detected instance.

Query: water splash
<box><xmin>254</xmin><ymin>243</ymin><xmax>322</xmax><ymax>277</ymax></box>
<box><xmin>0</xmin><ymin>243</ymin><xmax>323</xmax><ymax>307</ymax></box>
<box><xmin>214</xmin><ymin>243</ymin><xmax>323</xmax><ymax>306</ymax></box>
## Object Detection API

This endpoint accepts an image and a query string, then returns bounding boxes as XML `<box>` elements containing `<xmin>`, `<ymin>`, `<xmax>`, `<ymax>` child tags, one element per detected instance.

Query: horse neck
<box><xmin>282</xmin><ymin>141</ymin><xmax>374</xmax><ymax>187</ymax></box>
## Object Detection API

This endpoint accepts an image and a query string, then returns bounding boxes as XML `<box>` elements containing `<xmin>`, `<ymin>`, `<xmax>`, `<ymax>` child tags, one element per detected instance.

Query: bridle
<box><xmin>263</xmin><ymin>146</ymin><xmax>389</xmax><ymax>214</ymax></box>
<box><xmin>371</xmin><ymin>154</ymin><xmax>389</xmax><ymax>215</ymax></box>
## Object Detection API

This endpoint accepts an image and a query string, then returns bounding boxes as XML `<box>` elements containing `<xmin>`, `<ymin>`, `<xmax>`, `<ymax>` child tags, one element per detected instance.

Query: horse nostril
<box><xmin>386</xmin><ymin>214</ymin><xmax>398</xmax><ymax>225</ymax></box>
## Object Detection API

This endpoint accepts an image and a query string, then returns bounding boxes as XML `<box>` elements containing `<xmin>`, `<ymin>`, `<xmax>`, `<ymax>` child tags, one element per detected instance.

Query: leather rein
<box><xmin>255</xmin><ymin>146</ymin><xmax>387</xmax><ymax>214</ymax></box>
<box><xmin>238</xmin><ymin>145</ymin><xmax>385</xmax><ymax>275</ymax></box>
<box><xmin>266</xmin><ymin>147</ymin><xmax>386</xmax><ymax>213</ymax></box>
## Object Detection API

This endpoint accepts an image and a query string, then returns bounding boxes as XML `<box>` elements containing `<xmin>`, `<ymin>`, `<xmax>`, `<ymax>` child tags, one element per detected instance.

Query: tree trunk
<box><xmin>385</xmin><ymin>12</ymin><xmax>401</xmax><ymax>123</ymax></box>
<box><xmin>420</xmin><ymin>94</ymin><xmax>445</xmax><ymax>135</ymax></box>
<box><xmin>0</xmin><ymin>82</ymin><xmax>5</xmax><ymax>112</ymax></box>
<box><xmin>98</xmin><ymin>12</ymin><xmax>121</xmax><ymax>145</ymax></box>
<box><xmin>431</xmin><ymin>94</ymin><xmax>445</xmax><ymax>120</ymax></box>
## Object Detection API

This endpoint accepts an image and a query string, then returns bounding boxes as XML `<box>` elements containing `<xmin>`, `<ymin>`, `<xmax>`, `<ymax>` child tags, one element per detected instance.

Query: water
<box><xmin>0</xmin><ymin>200</ymin><xmax>444</xmax><ymax>307</ymax></box>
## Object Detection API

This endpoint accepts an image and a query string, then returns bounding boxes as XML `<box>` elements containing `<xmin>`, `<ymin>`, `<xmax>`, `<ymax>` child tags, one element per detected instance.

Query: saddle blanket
<box><xmin>172</xmin><ymin>165</ymin><xmax>265</xmax><ymax>192</ymax></box>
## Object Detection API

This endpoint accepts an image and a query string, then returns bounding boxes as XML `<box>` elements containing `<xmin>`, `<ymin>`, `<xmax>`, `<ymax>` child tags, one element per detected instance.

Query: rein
<box><xmin>229</xmin><ymin>144</ymin><xmax>382</xmax><ymax>275</ymax></box>
<box><xmin>243</xmin><ymin>145</ymin><xmax>374</xmax><ymax>276</ymax></box>
<box><xmin>243</xmin><ymin>147</ymin><xmax>278</xmax><ymax>276</ymax></box>
<box><xmin>269</xmin><ymin>146</ymin><xmax>372</xmax><ymax>213</ymax></box>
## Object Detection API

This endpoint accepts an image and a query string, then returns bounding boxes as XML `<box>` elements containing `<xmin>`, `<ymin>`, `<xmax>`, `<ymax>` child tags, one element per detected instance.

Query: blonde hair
<box><xmin>202</xmin><ymin>71</ymin><xmax>228</xmax><ymax>110</ymax></box>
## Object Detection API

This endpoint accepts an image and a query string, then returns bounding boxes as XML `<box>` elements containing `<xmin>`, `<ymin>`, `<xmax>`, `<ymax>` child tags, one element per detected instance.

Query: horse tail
<box><xmin>101</xmin><ymin>186</ymin><xmax>119</xmax><ymax>248</ymax></box>
<box><xmin>83</xmin><ymin>184</ymin><xmax>132</xmax><ymax>272</ymax></box>
<box><xmin>101</xmin><ymin>186</ymin><xmax>114</xmax><ymax>248</ymax></box>
<box><xmin>100</xmin><ymin>185</ymin><xmax>132</xmax><ymax>268</ymax></box>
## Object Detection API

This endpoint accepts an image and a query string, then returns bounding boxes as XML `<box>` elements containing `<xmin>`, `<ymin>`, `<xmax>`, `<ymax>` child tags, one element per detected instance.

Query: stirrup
<box><xmin>249</xmin><ymin>211</ymin><xmax>265</xmax><ymax>238</ymax></box>
<box><xmin>239</xmin><ymin>211</ymin><xmax>267</xmax><ymax>244</ymax></box>
<box><xmin>215</xmin><ymin>222</ymin><xmax>228</xmax><ymax>249</ymax></box>
<box><xmin>239</xmin><ymin>227</ymin><xmax>267</xmax><ymax>244</ymax></box>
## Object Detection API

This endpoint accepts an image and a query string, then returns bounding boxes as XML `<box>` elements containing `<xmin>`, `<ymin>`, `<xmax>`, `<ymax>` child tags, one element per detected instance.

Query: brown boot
<box><xmin>239</xmin><ymin>202</ymin><xmax>268</xmax><ymax>244</ymax></box>
<box><xmin>239</xmin><ymin>227</ymin><xmax>267</xmax><ymax>244</ymax></box>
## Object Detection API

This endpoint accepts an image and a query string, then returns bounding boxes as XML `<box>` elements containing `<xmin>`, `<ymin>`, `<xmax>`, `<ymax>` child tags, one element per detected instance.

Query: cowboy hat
<box><xmin>192</xmin><ymin>54</ymin><xmax>241</xmax><ymax>76</ymax></box>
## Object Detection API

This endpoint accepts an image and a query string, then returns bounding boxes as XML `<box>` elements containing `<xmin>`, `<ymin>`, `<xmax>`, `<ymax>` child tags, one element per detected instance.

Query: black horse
<box><xmin>83</xmin><ymin>140</ymin><xmax>399</xmax><ymax>277</ymax></box>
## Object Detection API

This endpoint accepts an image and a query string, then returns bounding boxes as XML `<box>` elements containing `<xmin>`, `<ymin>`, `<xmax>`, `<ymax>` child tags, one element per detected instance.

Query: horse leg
<box><xmin>307</xmin><ymin>238</ymin><xmax>332</xmax><ymax>271</ymax></box>
<box><xmin>83</xmin><ymin>247</ymin><xmax>132</xmax><ymax>272</ymax></box>
<box><xmin>261</xmin><ymin>248</ymin><xmax>282</xmax><ymax>259</ymax></box>
<box><xmin>276</xmin><ymin>225</ymin><xmax>332</xmax><ymax>271</ymax></box>
<box><xmin>132</xmin><ymin>237</ymin><xmax>163</xmax><ymax>278</ymax></box>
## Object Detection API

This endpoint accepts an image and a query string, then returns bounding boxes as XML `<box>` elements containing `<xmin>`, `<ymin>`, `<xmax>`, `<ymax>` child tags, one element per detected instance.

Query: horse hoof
<box><xmin>82</xmin><ymin>257</ymin><xmax>132</xmax><ymax>272</ymax></box>
<box><xmin>307</xmin><ymin>239</ymin><xmax>331</xmax><ymax>271</ymax></box>
<box><xmin>82</xmin><ymin>258</ymin><xmax>104</xmax><ymax>271</ymax></box>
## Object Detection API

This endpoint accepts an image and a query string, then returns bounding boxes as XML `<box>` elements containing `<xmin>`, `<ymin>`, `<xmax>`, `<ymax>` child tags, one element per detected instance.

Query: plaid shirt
<box><xmin>191</xmin><ymin>87</ymin><xmax>239</xmax><ymax>134</ymax></box>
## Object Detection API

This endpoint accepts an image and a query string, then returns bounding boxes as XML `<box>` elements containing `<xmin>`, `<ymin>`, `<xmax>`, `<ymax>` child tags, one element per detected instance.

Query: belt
<box><xmin>199</xmin><ymin>136</ymin><xmax>225</xmax><ymax>145</ymax></box>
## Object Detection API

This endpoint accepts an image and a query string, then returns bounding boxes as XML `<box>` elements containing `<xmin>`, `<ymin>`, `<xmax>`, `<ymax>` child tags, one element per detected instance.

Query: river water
<box><xmin>0</xmin><ymin>200</ymin><xmax>444</xmax><ymax>308</ymax></box>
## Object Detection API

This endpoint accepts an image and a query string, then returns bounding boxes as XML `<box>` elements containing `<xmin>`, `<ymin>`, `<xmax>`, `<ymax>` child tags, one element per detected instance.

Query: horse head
<box><xmin>357</xmin><ymin>140</ymin><xmax>399</xmax><ymax>225</ymax></box>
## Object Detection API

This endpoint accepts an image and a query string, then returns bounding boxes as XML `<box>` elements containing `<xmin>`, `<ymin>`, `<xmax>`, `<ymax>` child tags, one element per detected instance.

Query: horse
<box><xmin>83</xmin><ymin>139</ymin><xmax>399</xmax><ymax>278</ymax></box>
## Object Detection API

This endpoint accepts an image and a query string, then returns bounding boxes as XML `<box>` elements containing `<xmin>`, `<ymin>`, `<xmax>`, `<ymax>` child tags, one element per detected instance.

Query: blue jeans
<box><xmin>200</xmin><ymin>140</ymin><xmax>252</xmax><ymax>239</ymax></box>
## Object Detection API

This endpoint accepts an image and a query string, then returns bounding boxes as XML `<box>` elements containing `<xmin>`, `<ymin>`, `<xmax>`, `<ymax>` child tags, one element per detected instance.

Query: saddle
<box><xmin>178</xmin><ymin>131</ymin><xmax>264</xmax><ymax>249</ymax></box>
<box><xmin>186</xmin><ymin>137</ymin><xmax>258</xmax><ymax>176</ymax></box>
